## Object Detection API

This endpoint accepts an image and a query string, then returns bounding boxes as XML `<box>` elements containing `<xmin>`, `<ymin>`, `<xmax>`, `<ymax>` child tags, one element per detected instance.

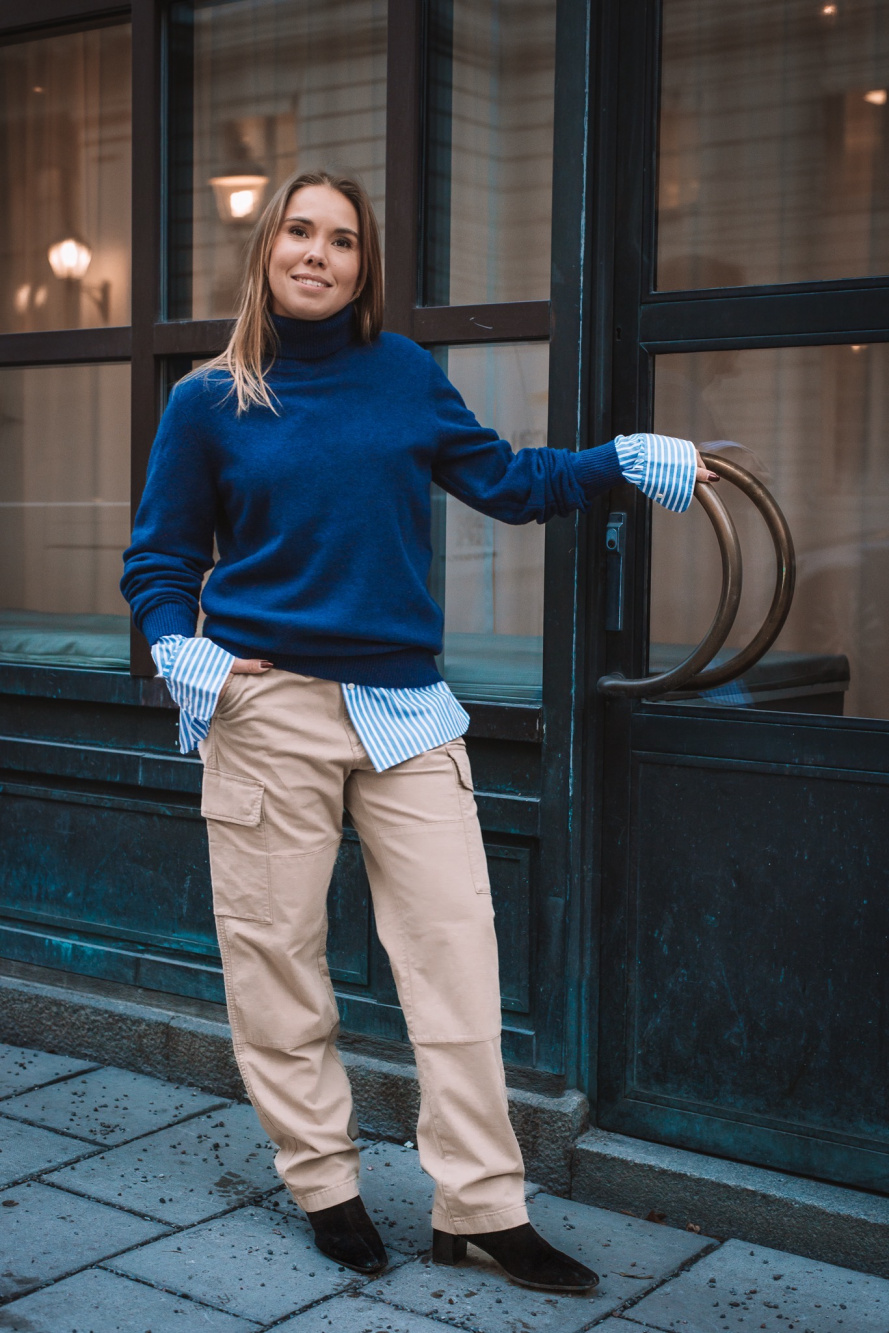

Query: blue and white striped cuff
<box><xmin>614</xmin><ymin>432</ymin><xmax>698</xmax><ymax>513</ymax></box>
<box><xmin>151</xmin><ymin>634</ymin><xmax>235</xmax><ymax>755</ymax></box>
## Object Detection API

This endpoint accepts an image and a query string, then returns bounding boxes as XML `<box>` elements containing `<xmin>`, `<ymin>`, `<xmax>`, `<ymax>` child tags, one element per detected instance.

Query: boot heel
<box><xmin>432</xmin><ymin>1230</ymin><xmax>468</xmax><ymax>1265</ymax></box>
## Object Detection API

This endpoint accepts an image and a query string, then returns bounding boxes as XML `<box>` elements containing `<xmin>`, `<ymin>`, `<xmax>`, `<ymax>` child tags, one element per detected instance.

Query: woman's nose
<box><xmin>305</xmin><ymin>251</ymin><xmax>326</xmax><ymax>267</ymax></box>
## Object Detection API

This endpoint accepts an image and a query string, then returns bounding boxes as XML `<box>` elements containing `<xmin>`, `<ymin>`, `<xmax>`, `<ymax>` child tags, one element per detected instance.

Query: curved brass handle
<box><xmin>682</xmin><ymin>452</ymin><xmax>795</xmax><ymax>692</ymax></box>
<box><xmin>597</xmin><ymin>481</ymin><xmax>743</xmax><ymax>698</ymax></box>
<box><xmin>596</xmin><ymin>452</ymin><xmax>796</xmax><ymax>700</ymax></box>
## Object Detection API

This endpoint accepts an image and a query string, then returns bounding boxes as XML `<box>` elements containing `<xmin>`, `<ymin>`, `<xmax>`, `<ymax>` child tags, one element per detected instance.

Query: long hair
<box><xmin>200</xmin><ymin>170</ymin><xmax>384</xmax><ymax>413</ymax></box>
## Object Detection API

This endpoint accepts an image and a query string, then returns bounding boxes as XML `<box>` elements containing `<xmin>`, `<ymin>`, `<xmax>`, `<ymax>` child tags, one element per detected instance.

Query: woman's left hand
<box><xmin>695</xmin><ymin>449</ymin><xmax>719</xmax><ymax>484</ymax></box>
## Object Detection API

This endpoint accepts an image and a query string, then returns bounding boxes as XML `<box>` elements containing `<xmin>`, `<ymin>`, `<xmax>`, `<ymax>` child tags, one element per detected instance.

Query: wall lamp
<box><xmin>210</xmin><ymin>173</ymin><xmax>269</xmax><ymax>224</ymax></box>
<box><xmin>47</xmin><ymin>236</ymin><xmax>110</xmax><ymax>321</ymax></box>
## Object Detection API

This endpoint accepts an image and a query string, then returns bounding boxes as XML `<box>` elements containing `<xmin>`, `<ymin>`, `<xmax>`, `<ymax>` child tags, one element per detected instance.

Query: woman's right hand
<box><xmin>219</xmin><ymin>657</ymin><xmax>273</xmax><ymax>698</ymax></box>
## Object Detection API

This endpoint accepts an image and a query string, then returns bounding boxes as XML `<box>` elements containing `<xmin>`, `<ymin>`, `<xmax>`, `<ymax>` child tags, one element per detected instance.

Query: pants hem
<box><xmin>290</xmin><ymin>1175</ymin><xmax>361</xmax><ymax>1212</ymax></box>
<box><xmin>432</xmin><ymin>1201</ymin><xmax>529</xmax><ymax>1235</ymax></box>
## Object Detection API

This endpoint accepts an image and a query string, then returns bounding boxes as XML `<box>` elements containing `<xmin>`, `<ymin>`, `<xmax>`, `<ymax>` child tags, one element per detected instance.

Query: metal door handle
<box><xmin>682</xmin><ymin>453</ymin><xmax>795</xmax><ymax>691</ymax></box>
<box><xmin>597</xmin><ymin>453</ymin><xmax>795</xmax><ymax>699</ymax></box>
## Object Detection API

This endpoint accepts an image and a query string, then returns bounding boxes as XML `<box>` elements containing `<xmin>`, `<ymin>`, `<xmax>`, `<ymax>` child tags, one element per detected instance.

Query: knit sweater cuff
<box><xmin>140</xmin><ymin>602</ymin><xmax>198</xmax><ymax>645</ymax></box>
<box><xmin>571</xmin><ymin>440</ymin><xmax>625</xmax><ymax>499</ymax></box>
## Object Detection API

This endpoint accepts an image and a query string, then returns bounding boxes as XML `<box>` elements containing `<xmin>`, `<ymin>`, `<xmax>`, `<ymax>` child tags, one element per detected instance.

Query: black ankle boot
<box><xmin>306</xmin><ymin>1196</ymin><xmax>387</xmax><ymax>1274</ymax></box>
<box><xmin>432</xmin><ymin>1223</ymin><xmax>598</xmax><ymax>1292</ymax></box>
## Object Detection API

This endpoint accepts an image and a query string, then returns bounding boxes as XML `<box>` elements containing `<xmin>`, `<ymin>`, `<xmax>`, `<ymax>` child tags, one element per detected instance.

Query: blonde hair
<box><xmin>199</xmin><ymin>170</ymin><xmax>384</xmax><ymax>413</ymax></box>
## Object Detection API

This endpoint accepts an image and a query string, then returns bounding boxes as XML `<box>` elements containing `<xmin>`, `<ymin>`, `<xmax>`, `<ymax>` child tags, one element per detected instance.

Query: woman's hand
<box><xmin>695</xmin><ymin>449</ymin><xmax>719</xmax><ymax>484</ymax></box>
<box><xmin>218</xmin><ymin>657</ymin><xmax>273</xmax><ymax>698</ymax></box>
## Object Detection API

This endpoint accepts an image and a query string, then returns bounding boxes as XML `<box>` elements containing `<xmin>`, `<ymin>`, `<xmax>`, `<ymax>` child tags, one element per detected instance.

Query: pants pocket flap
<box><xmin>447</xmin><ymin>743</ymin><xmax>475</xmax><ymax>792</ymax></box>
<box><xmin>202</xmin><ymin>769</ymin><xmax>264</xmax><ymax>826</ymax></box>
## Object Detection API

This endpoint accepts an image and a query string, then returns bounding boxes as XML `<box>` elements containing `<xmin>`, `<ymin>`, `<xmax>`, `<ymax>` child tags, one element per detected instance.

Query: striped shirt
<box><xmin>150</xmin><ymin>433</ymin><xmax>697</xmax><ymax>765</ymax></box>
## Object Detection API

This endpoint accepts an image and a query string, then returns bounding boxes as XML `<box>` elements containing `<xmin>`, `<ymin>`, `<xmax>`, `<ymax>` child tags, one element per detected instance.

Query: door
<box><xmin>595</xmin><ymin>0</ymin><xmax>889</xmax><ymax>1193</ymax></box>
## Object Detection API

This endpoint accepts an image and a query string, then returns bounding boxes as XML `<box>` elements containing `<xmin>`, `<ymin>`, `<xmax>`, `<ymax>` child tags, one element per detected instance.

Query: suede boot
<box><xmin>306</xmin><ymin>1195</ymin><xmax>387</xmax><ymax>1274</ymax></box>
<box><xmin>432</xmin><ymin>1222</ymin><xmax>598</xmax><ymax>1292</ymax></box>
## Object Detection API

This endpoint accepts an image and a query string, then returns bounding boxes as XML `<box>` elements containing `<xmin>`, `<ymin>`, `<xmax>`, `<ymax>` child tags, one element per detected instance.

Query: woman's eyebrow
<box><xmin>284</xmin><ymin>214</ymin><xmax>359</xmax><ymax>239</ymax></box>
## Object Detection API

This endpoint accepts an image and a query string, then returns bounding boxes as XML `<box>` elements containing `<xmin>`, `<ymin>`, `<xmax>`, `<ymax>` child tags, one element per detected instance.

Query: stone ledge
<box><xmin>0</xmin><ymin>968</ymin><xmax>585</xmax><ymax>1194</ymax></box>
<box><xmin>572</xmin><ymin>1127</ymin><xmax>889</xmax><ymax>1278</ymax></box>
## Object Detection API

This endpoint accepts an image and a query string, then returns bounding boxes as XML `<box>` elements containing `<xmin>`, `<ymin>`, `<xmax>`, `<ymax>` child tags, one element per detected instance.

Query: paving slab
<box><xmin>105</xmin><ymin>1202</ymin><xmax>359</xmax><ymax>1324</ymax></box>
<box><xmin>594</xmin><ymin>1322</ymin><xmax>664</xmax><ymax>1332</ymax></box>
<box><xmin>1</xmin><ymin>1065</ymin><xmax>224</xmax><ymax>1145</ymax></box>
<box><xmin>357</xmin><ymin>1141</ymin><xmax>436</xmax><ymax>1256</ymax></box>
<box><xmin>0</xmin><ymin>1113</ymin><xmax>94</xmax><ymax>1185</ymax></box>
<box><xmin>44</xmin><ymin>1102</ymin><xmax>280</xmax><ymax>1225</ymax></box>
<box><xmin>627</xmin><ymin>1237</ymin><xmax>889</xmax><ymax>1332</ymax></box>
<box><xmin>0</xmin><ymin>1266</ymin><xmax>261</xmax><ymax>1332</ymax></box>
<box><xmin>0</xmin><ymin>1041</ymin><xmax>96</xmax><ymax>1099</ymax></box>
<box><xmin>273</xmin><ymin>1291</ymin><xmax>458</xmax><ymax>1331</ymax></box>
<box><xmin>0</xmin><ymin>1180</ymin><xmax>167</xmax><ymax>1299</ymax></box>
<box><xmin>372</xmin><ymin>1193</ymin><xmax>712</xmax><ymax>1333</ymax></box>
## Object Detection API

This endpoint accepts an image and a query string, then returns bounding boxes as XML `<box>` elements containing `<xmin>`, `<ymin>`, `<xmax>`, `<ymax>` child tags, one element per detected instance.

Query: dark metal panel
<box><xmin>641</xmin><ymin>287</ymin><xmax>889</xmax><ymax>351</ymax></box>
<box><xmin>464</xmin><ymin>703</ymin><xmax>541</xmax><ymax>743</ymax></box>
<box><xmin>0</xmin><ymin>328</ymin><xmax>130</xmax><ymax>366</ymax></box>
<box><xmin>383</xmin><ymin>0</ymin><xmax>423</xmax><ymax>335</ymax></box>
<box><xmin>412</xmin><ymin>302</ymin><xmax>551</xmax><ymax>346</ymax></box>
<box><xmin>597</xmin><ymin>753</ymin><xmax>889</xmax><ymax>1193</ymax></box>
<box><xmin>633</xmin><ymin>706</ymin><xmax>889</xmax><ymax>777</ymax></box>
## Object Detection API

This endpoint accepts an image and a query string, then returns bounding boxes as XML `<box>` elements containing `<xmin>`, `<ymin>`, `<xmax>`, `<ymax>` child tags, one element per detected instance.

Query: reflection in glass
<box><xmin>424</xmin><ymin>0</ymin><xmax>556</xmax><ymax>306</ymax></box>
<box><xmin>432</xmin><ymin>343</ymin><xmax>548</xmax><ymax>702</ymax></box>
<box><xmin>0</xmin><ymin>25</ymin><xmax>131</xmax><ymax>333</ymax></box>
<box><xmin>651</xmin><ymin>345</ymin><xmax>889</xmax><ymax>720</ymax></box>
<box><xmin>658</xmin><ymin>0</ymin><xmax>889</xmax><ymax>289</ymax></box>
<box><xmin>0</xmin><ymin>365</ymin><xmax>130</xmax><ymax>668</ymax></box>
<box><xmin>169</xmin><ymin>0</ymin><xmax>386</xmax><ymax>320</ymax></box>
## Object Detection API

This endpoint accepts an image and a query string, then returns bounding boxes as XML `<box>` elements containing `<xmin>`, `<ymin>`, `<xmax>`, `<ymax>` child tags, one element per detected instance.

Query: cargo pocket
<box><xmin>201</xmin><ymin>768</ymin><xmax>271</xmax><ymax>922</ymax></box>
<box><xmin>446</xmin><ymin>742</ymin><xmax>491</xmax><ymax>894</ymax></box>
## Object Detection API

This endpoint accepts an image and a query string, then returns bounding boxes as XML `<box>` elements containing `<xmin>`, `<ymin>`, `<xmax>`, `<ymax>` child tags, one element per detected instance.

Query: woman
<box><xmin>122</xmin><ymin>169</ymin><xmax>715</xmax><ymax>1293</ymax></box>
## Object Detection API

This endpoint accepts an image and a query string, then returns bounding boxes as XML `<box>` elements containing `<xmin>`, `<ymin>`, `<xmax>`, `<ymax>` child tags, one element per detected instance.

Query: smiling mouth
<box><xmin>293</xmin><ymin>275</ymin><xmax>331</xmax><ymax>289</ymax></box>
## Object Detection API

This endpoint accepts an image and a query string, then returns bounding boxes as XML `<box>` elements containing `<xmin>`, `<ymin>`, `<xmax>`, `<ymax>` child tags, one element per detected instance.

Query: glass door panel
<box><xmin>651</xmin><ymin>343</ymin><xmax>889</xmax><ymax>719</ymax></box>
<box><xmin>658</xmin><ymin>0</ymin><xmax>889</xmax><ymax>289</ymax></box>
<box><xmin>168</xmin><ymin>0</ymin><xmax>387</xmax><ymax>320</ymax></box>
<box><xmin>432</xmin><ymin>342</ymin><xmax>548</xmax><ymax>701</ymax></box>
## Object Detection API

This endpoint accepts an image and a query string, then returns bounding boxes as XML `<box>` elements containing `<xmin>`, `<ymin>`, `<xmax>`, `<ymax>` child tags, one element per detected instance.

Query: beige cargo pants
<box><xmin>198</xmin><ymin>669</ymin><xmax>528</xmax><ymax>1235</ymax></box>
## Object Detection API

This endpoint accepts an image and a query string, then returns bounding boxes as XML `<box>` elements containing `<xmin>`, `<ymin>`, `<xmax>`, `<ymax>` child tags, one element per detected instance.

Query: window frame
<box><xmin>0</xmin><ymin>0</ymin><xmax>591</xmax><ymax>748</ymax></box>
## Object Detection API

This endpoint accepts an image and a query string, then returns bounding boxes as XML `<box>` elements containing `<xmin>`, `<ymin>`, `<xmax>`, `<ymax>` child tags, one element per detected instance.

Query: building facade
<box><xmin>0</xmin><ymin>0</ymin><xmax>887</xmax><ymax>1198</ymax></box>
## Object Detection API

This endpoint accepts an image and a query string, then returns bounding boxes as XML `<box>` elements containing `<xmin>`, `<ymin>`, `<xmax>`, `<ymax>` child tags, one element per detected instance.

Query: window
<box><xmin>0</xmin><ymin>364</ymin><xmax>130</xmax><ymax>668</ymax></box>
<box><xmin>168</xmin><ymin>0</ymin><xmax>387</xmax><ymax>319</ymax></box>
<box><xmin>0</xmin><ymin>1</ymin><xmax>563</xmax><ymax>710</ymax></box>
<box><xmin>434</xmin><ymin>343</ymin><xmax>549</xmax><ymax>702</ymax></box>
<box><xmin>658</xmin><ymin>0</ymin><xmax>889</xmax><ymax>289</ymax></box>
<box><xmin>0</xmin><ymin>23</ymin><xmax>131</xmax><ymax>332</ymax></box>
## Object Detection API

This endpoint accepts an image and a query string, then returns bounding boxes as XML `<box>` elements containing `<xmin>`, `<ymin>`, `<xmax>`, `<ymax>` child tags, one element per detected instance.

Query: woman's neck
<box><xmin>270</xmin><ymin>304</ymin><xmax>356</xmax><ymax>361</ymax></box>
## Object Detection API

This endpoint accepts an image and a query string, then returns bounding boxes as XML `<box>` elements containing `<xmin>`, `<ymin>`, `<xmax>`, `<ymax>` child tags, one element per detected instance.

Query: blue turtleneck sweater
<box><xmin>121</xmin><ymin>306</ymin><xmax>624</xmax><ymax>687</ymax></box>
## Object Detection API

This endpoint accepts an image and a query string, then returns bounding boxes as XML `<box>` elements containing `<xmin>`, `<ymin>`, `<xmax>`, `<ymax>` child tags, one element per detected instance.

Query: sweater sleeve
<box><xmin>120</xmin><ymin>381</ymin><xmax>218</xmax><ymax>644</ymax></box>
<box><xmin>428</xmin><ymin>354</ymin><xmax>624</xmax><ymax>524</ymax></box>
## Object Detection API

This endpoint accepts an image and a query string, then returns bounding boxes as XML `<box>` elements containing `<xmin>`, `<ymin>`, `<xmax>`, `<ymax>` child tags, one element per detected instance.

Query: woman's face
<box><xmin>267</xmin><ymin>184</ymin><xmax>361</xmax><ymax>321</ymax></box>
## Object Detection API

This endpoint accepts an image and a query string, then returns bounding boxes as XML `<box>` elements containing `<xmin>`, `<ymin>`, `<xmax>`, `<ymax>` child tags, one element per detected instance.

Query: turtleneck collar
<box><xmin>270</xmin><ymin>303</ymin><xmax>357</xmax><ymax>361</ymax></box>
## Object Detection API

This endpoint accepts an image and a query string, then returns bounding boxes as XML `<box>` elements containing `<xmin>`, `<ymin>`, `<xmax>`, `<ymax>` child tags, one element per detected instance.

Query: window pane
<box><xmin>169</xmin><ymin>0</ymin><xmax>386</xmax><ymax>320</ymax></box>
<box><xmin>657</xmin><ymin>1</ymin><xmax>889</xmax><ymax>289</ymax></box>
<box><xmin>0</xmin><ymin>25</ymin><xmax>131</xmax><ymax>333</ymax></box>
<box><xmin>433</xmin><ymin>343</ymin><xmax>548</xmax><ymax>702</ymax></box>
<box><xmin>651</xmin><ymin>344</ymin><xmax>889</xmax><ymax>721</ymax></box>
<box><xmin>424</xmin><ymin>0</ymin><xmax>556</xmax><ymax>305</ymax></box>
<box><xmin>0</xmin><ymin>365</ymin><xmax>130</xmax><ymax>669</ymax></box>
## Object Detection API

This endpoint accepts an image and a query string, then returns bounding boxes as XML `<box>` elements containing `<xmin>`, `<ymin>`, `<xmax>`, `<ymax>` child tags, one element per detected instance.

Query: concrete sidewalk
<box><xmin>1</xmin><ymin>1041</ymin><xmax>887</xmax><ymax>1333</ymax></box>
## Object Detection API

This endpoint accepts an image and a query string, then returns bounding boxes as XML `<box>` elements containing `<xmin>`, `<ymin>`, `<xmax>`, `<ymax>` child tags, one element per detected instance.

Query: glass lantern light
<box><xmin>209</xmin><ymin>173</ymin><xmax>269</xmax><ymax>224</ymax></box>
<box><xmin>47</xmin><ymin>236</ymin><xmax>92</xmax><ymax>279</ymax></box>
